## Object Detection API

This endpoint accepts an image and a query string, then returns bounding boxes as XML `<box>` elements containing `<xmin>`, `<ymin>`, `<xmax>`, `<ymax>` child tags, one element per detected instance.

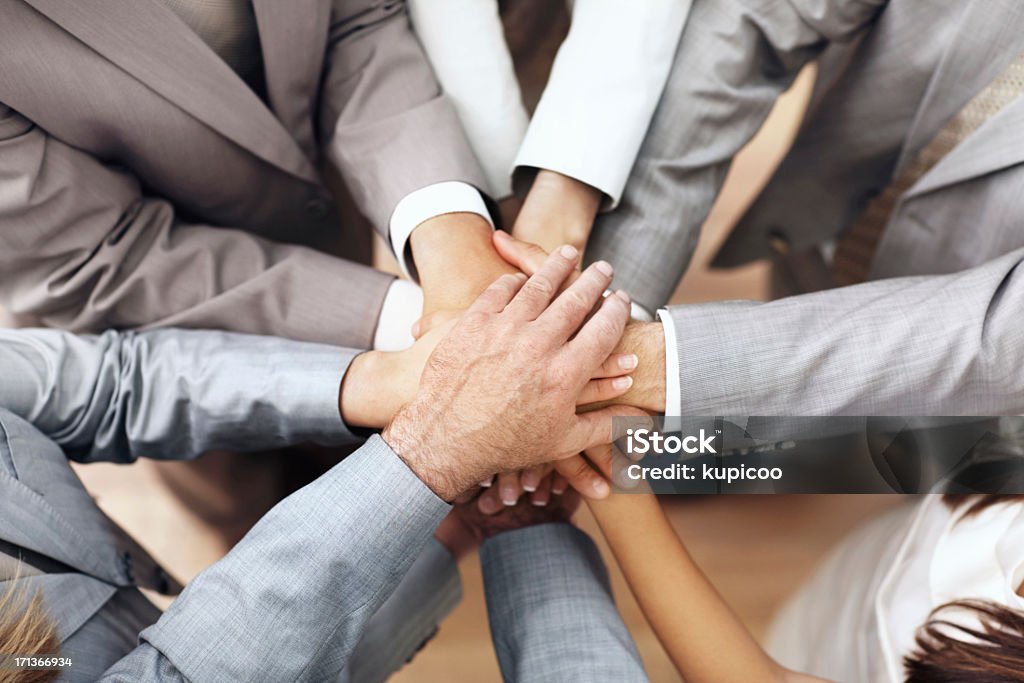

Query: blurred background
<box><xmin>60</xmin><ymin>3</ymin><xmax>902</xmax><ymax>681</ymax></box>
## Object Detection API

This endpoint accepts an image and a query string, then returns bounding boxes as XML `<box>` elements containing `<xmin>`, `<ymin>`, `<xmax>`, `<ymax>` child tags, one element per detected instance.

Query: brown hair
<box><xmin>0</xmin><ymin>568</ymin><xmax>60</xmax><ymax>683</ymax></box>
<box><xmin>903</xmin><ymin>495</ymin><xmax>1024</xmax><ymax>682</ymax></box>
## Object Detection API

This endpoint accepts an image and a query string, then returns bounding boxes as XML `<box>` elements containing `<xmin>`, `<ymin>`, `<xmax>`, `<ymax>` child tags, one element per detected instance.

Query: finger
<box><xmin>479</xmin><ymin>475</ymin><xmax>494</xmax><ymax>488</ymax></box>
<box><xmin>571</xmin><ymin>405</ymin><xmax>654</xmax><ymax>453</ymax></box>
<box><xmin>497</xmin><ymin>471</ymin><xmax>522</xmax><ymax>507</ymax></box>
<box><xmin>594</xmin><ymin>353</ymin><xmax>639</xmax><ymax>379</ymax></box>
<box><xmin>520</xmin><ymin>465</ymin><xmax>548</xmax><ymax>493</ymax></box>
<box><xmin>477</xmin><ymin>486</ymin><xmax>505</xmax><ymax>515</ymax></box>
<box><xmin>566</xmin><ymin>290</ymin><xmax>631</xmax><ymax>368</ymax></box>
<box><xmin>583</xmin><ymin>443</ymin><xmax>614</xmax><ymax>479</ymax></box>
<box><xmin>493</xmin><ymin>230</ymin><xmax>548</xmax><ymax>276</ymax></box>
<box><xmin>467</xmin><ymin>272</ymin><xmax>528</xmax><ymax>316</ymax></box>
<box><xmin>453</xmin><ymin>486</ymin><xmax>480</xmax><ymax>505</ymax></box>
<box><xmin>551</xmin><ymin>472</ymin><xmax>570</xmax><ymax>495</ymax></box>
<box><xmin>535</xmin><ymin>261</ymin><xmax>614</xmax><ymax>341</ymax></box>
<box><xmin>554</xmin><ymin>454</ymin><xmax>610</xmax><ymax>500</ymax></box>
<box><xmin>530</xmin><ymin>473</ymin><xmax>553</xmax><ymax>507</ymax></box>
<box><xmin>578</xmin><ymin>375</ymin><xmax>633</xmax><ymax>406</ymax></box>
<box><xmin>504</xmin><ymin>245</ymin><xmax>580</xmax><ymax>321</ymax></box>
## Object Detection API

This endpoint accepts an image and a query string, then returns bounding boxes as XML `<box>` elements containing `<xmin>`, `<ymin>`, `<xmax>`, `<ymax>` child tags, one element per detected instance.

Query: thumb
<box><xmin>493</xmin><ymin>230</ymin><xmax>549</xmax><ymax>276</ymax></box>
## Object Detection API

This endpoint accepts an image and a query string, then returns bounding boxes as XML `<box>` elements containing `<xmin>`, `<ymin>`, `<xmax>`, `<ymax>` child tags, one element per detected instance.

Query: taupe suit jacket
<box><xmin>0</xmin><ymin>0</ymin><xmax>486</xmax><ymax>348</ymax></box>
<box><xmin>591</xmin><ymin>0</ymin><xmax>1024</xmax><ymax>416</ymax></box>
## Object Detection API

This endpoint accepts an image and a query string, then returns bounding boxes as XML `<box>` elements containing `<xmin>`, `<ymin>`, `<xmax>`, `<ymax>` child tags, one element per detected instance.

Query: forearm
<box><xmin>664</xmin><ymin>248</ymin><xmax>1024</xmax><ymax>416</ymax></box>
<box><xmin>110</xmin><ymin>437</ymin><xmax>450</xmax><ymax>682</ymax></box>
<box><xmin>589</xmin><ymin>495</ymin><xmax>796</xmax><ymax>683</ymax></box>
<box><xmin>0</xmin><ymin>328</ymin><xmax>359</xmax><ymax>463</ymax></box>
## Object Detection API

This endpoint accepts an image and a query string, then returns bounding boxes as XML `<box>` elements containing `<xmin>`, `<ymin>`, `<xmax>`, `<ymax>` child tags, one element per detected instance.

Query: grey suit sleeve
<box><xmin>320</xmin><ymin>0</ymin><xmax>490</xmax><ymax>236</ymax></box>
<box><xmin>0</xmin><ymin>103</ymin><xmax>393</xmax><ymax>349</ymax></box>
<box><xmin>98</xmin><ymin>435</ymin><xmax>450</xmax><ymax>682</ymax></box>
<box><xmin>0</xmin><ymin>328</ymin><xmax>361</xmax><ymax>463</ymax></box>
<box><xmin>341</xmin><ymin>537</ymin><xmax>462</xmax><ymax>683</ymax></box>
<box><xmin>586</xmin><ymin>0</ymin><xmax>886</xmax><ymax>311</ymax></box>
<box><xmin>481</xmin><ymin>524</ymin><xmax>648</xmax><ymax>683</ymax></box>
<box><xmin>666</xmin><ymin>248</ymin><xmax>1024</xmax><ymax>416</ymax></box>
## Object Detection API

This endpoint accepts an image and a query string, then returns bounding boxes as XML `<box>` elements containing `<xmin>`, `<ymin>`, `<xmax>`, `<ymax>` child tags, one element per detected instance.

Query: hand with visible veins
<box><xmin>382</xmin><ymin>246</ymin><xmax>649</xmax><ymax>502</ymax></box>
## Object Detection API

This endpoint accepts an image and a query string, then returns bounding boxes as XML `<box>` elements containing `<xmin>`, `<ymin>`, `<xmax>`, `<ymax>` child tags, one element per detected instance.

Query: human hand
<box><xmin>454</xmin><ymin>475</ymin><xmax>582</xmax><ymax>544</ymax></box>
<box><xmin>513</xmin><ymin>170</ymin><xmax>602</xmax><ymax>254</ymax></box>
<box><xmin>339</xmin><ymin>318</ymin><xmax>456</xmax><ymax>429</ymax></box>
<box><xmin>409</xmin><ymin>212</ymin><xmax>518</xmax><ymax>322</ymax></box>
<box><xmin>383</xmin><ymin>246</ymin><xmax>648</xmax><ymax>501</ymax></box>
<box><xmin>493</xmin><ymin>229</ymin><xmax>667</xmax><ymax>414</ymax></box>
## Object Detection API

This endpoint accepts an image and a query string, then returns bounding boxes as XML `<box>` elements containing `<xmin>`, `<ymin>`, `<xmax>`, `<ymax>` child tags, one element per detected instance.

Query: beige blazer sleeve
<box><xmin>0</xmin><ymin>104</ymin><xmax>394</xmax><ymax>350</ymax></box>
<box><xmin>319</xmin><ymin>0</ymin><xmax>491</xmax><ymax>235</ymax></box>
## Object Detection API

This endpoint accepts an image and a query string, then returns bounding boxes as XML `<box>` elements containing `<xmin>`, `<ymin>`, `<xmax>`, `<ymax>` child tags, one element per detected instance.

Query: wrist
<box><xmin>515</xmin><ymin>170</ymin><xmax>601</xmax><ymax>253</ymax></box>
<box><xmin>383</xmin><ymin>403</ymin><xmax>468</xmax><ymax>502</ymax></box>
<box><xmin>339</xmin><ymin>351</ymin><xmax>399</xmax><ymax>429</ymax></box>
<box><xmin>409</xmin><ymin>213</ymin><xmax>494</xmax><ymax>281</ymax></box>
<box><xmin>616</xmin><ymin>322</ymin><xmax>667</xmax><ymax>413</ymax></box>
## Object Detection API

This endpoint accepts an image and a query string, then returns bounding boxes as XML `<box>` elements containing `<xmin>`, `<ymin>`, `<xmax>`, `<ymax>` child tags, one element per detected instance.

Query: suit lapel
<box><xmin>253</xmin><ymin>0</ymin><xmax>331</xmax><ymax>163</ymax></box>
<box><xmin>898</xmin><ymin>0</ymin><xmax>1024</xmax><ymax>198</ymax></box>
<box><xmin>23</xmin><ymin>0</ymin><xmax>319</xmax><ymax>184</ymax></box>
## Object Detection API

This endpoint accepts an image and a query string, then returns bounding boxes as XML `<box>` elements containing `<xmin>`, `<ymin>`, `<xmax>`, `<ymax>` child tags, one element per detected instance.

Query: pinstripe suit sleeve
<box><xmin>97</xmin><ymin>435</ymin><xmax>451</xmax><ymax>682</ymax></box>
<box><xmin>665</xmin><ymin>248</ymin><xmax>1024</xmax><ymax>416</ymax></box>
<box><xmin>481</xmin><ymin>524</ymin><xmax>648</xmax><ymax>683</ymax></box>
<box><xmin>587</xmin><ymin>0</ymin><xmax>886</xmax><ymax>311</ymax></box>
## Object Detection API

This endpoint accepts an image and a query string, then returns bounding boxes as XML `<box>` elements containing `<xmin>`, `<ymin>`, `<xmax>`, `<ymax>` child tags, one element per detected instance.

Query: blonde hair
<box><xmin>0</xmin><ymin>566</ymin><xmax>60</xmax><ymax>683</ymax></box>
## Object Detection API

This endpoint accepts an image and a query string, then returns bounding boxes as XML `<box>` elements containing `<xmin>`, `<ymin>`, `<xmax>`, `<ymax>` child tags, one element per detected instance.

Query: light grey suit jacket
<box><xmin>591</xmin><ymin>0</ymin><xmax>1024</xmax><ymax>415</ymax></box>
<box><xmin>482</xmin><ymin>524</ymin><xmax>649</xmax><ymax>683</ymax></box>
<box><xmin>0</xmin><ymin>328</ymin><xmax>460</xmax><ymax>682</ymax></box>
<box><xmin>0</xmin><ymin>329</ymin><xmax>645</xmax><ymax>681</ymax></box>
<box><xmin>0</xmin><ymin>0</ymin><xmax>486</xmax><ymax>349</ymax></box>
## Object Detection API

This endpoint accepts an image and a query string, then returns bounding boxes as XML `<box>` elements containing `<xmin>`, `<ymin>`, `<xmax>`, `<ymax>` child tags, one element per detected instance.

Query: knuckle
<box><xmin>524</xmin><ymin>275</ymin><xmax>554</xmax><ymax>299</ymax></box>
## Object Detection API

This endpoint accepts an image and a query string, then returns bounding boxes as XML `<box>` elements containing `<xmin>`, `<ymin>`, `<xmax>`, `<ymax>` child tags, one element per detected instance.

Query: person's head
<box><xmin>903</xmin><ymin>495</ymin><xmax>1024</xmax><ymax>682</ymax></box>
<box><xmin>0</xmin><ymin>568</ymin><xmax>60</xmax><ymax>683</ymax></box>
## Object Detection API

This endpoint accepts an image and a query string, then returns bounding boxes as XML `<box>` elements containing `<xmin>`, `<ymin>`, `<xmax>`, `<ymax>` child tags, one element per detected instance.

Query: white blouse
<box><xmin>407</xmin><ymin>0</ymin><xmax>690</xmax><ymax>205</ymax></box>
<box><xmin>767</xmin><ymin>495</ymin><xmax>1024</xmax><ymax>682</ymax></box>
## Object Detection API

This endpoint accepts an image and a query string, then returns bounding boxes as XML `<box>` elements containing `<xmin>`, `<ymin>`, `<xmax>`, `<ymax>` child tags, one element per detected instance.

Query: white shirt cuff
<box><xmin>657</xmin><ymin>309</ymin><xmax>680</xmax><ymax>415</ymax></box>
<box><xmin>389</xmin><ymin>181</ymin><xmax>495</xmax><ymax>281</ymax></box>
<box><xmin>374</xmin><ymin>279</ymin><xmax>424</xmax><ymax>352</ymax></box>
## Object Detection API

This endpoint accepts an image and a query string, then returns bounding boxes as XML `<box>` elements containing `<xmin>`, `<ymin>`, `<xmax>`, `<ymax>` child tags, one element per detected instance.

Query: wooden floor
<box><xmin>65</xmin><ymin>69</ymin><xmax>911</xmax><ymax>682</ymax></box>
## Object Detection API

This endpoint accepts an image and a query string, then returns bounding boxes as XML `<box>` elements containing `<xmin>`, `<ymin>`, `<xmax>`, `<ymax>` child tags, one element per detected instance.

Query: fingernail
<box><xmin>479</xmin><ymin>496</ymin><xmax>502</xmax><ymax>515</ymax></box>
<box><xmin>594</xmin><ymin>260</ymin><xmax>613</xmax><ymax>277</ymax></box>
<box><xmin>615</xmin><ymin>289</ymin><xmax>631</xmax><ymax>303</ymax></box>
<box><xmin>592</xmin><ymin>479</ymin><xmax>610</xmax><ymax>497</ymax></box>
<box><xmin>552</xmin><ymin>484</ymin><xmax>566</xmax><ymax>495</ymax></box>
<box><xmin>480</xmin><ymin>476</ymin><xmax>494</xmax><ymax>488</ymax></box>
<box><xmin>559</xmin><ymin>244</ymin><xmax>579</xmax><ymax>260</ymax></box>
<box><xmin>522</xmin><ymin>482</ymin><xmax>537</xmax><ymax>492</ymax></box>
<box><xmin>501</xmin><ymin>489</ymin><xmax>518</xmax><ymax>506</ymax></box>
<box><xmin>612</xmin><ymin>376</ymin><xmax>633</xmax><ymax>391</ymax></box>
<box><xmin>531</xmin><ymin>498</ymin><xmax>548</xmax><ymax>507</ymax></box>
<box><xmin>619</xmin><ymin>354</ymin><xmax>639</xmax><ymax>371</ymax></box>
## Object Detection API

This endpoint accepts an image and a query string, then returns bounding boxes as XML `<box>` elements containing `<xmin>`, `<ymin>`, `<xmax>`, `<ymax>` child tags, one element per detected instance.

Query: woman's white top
<box><xmin>766</xmin><ymin>495</ymin><xmax>1024</xmax><ymax>682</ymax></box>
<box><xmin>406</xmin><ymin>0</ymin><xmax>690</xmax><ymax>205</ymax></box>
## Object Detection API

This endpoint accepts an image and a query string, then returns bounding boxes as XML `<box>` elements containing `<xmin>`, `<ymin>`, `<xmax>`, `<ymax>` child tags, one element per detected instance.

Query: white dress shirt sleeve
<box><xmin>407</xmin><ymin>0</ymin><xmax>529</xmax><ymax>199</ymax></box>
<box><xmin>374</xmin><ymin>279</ymin><xmax>424</xmax><ymax>351</ymax></box>
<box><xmin>514</xmin><ymin>0</ymin><xmax>691</xmax><ymax>208</ymax></box>
<box><xmin>658</xmin><ymin>309</ymin><xmax>680</xmax><ymax>415</ymax></box>
<box><xmin>389</xmin><ymin>180</ymin><xmax>495</xmax><ymax>281</ymax></box>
